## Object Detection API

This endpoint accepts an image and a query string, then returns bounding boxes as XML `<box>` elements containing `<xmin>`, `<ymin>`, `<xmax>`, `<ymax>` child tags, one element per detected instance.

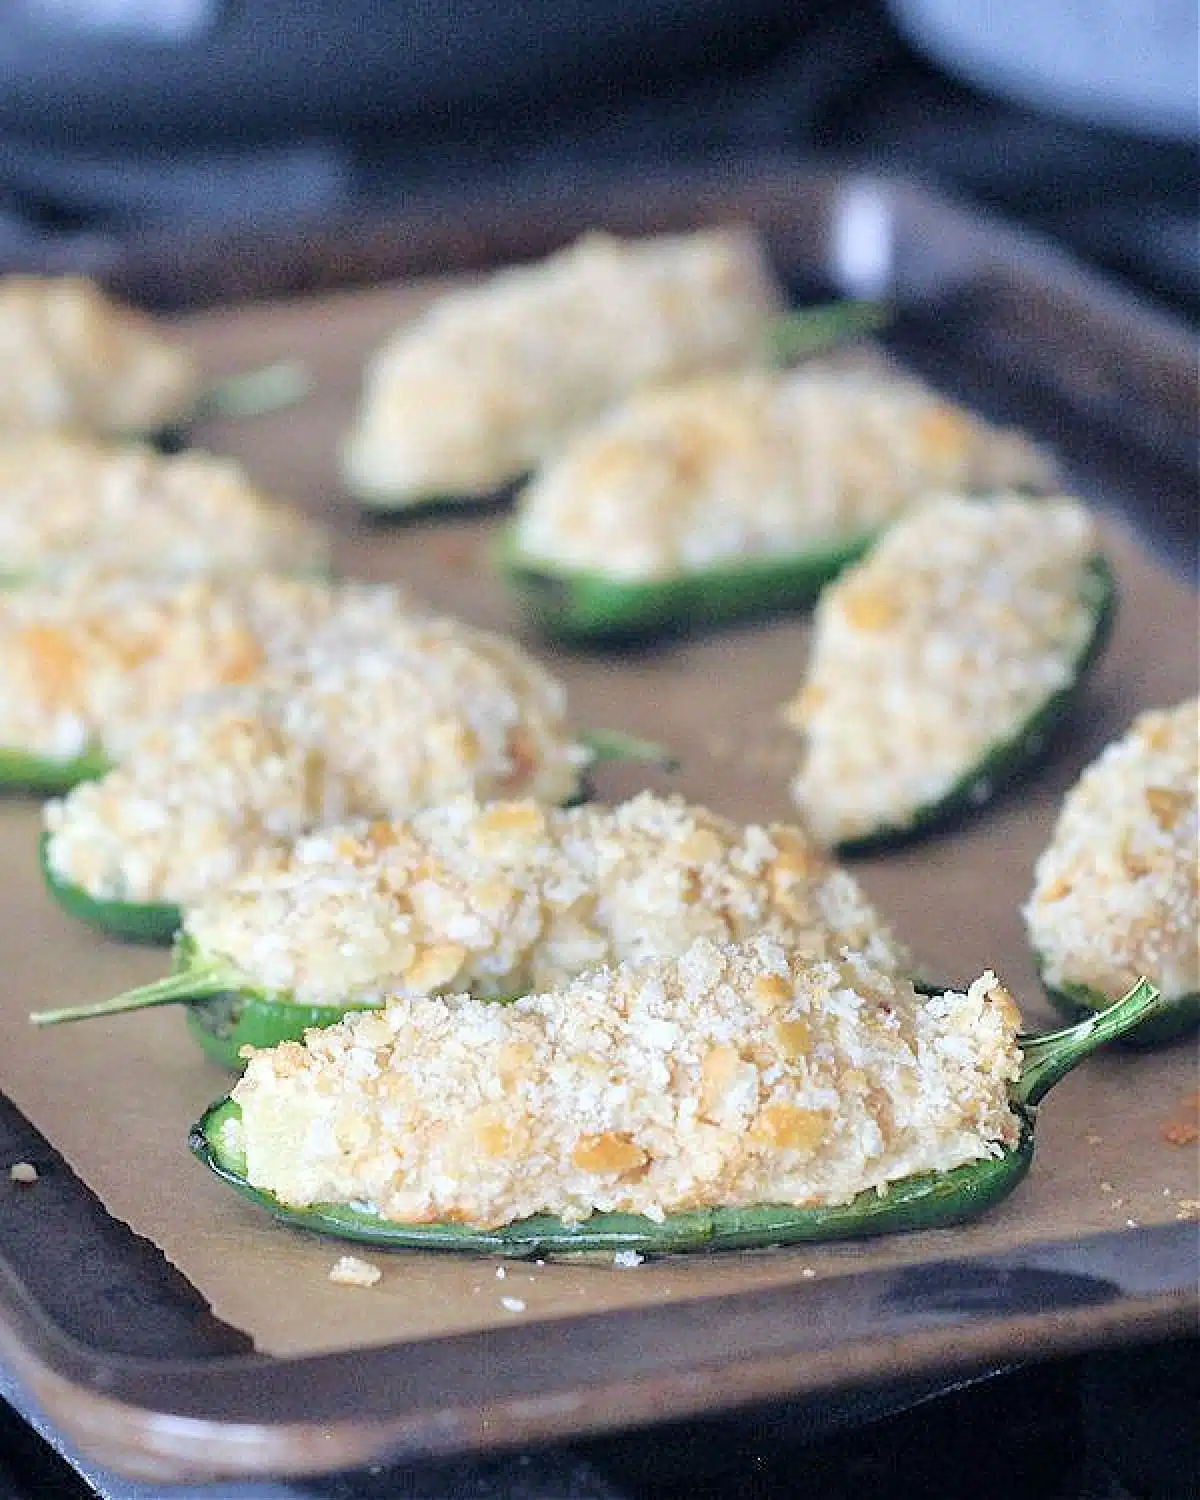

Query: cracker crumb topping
<box><xmin>1026</xmin><ymin>699</ymin><xmax>1199</xmax><ymax>1002</ymax></box>
<box><xmin>343</xmin><ymin>229</ymin><xmax>782</xmax><ymax>505</ymax></box>
<box><xmin>0</xmin><ymin>434</ymin><xmax>329</xmax><ymax>582</ymax></box>
<box><xmin>230</xmin><ymin>938</ymin><xmax>1022</xmax><ymax>1229</ymax></box>
<box><xmin>785</xmin><ymin>494</ymin><xmax>1102</xmax><ymax>845</ymax></box>
<box><xmin>0</xmin><ymin>275</ymin><xmax>197</xmax><ymax>437</ymax></box>
<box><xmin>179</xmin><ymin>792</ymin><xmax>912</xmax><ymax>1005</ymax></box>
<box><xmin>44</xmin><ymin>621</ymin><xmax>586</xmax><ymax>906</ymax></box>
<box><xmin>513</xmin><ymin>368</ymin><xmax>1054</xmax><ymax>580</ymax></box>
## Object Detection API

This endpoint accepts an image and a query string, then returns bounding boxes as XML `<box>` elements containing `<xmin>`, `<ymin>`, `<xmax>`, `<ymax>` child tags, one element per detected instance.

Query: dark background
<box><xmin>0</xmin><ymin>0</ymin><xmax>1197</xmax><ymax>317</ymax></box>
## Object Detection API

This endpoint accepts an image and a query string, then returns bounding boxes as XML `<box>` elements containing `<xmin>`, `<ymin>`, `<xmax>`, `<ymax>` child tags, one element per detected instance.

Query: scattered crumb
<box><xmin>495</xmin><ymin>1265</ymin><xmax>507</xmax><ymax>1280</ymax></box>
<box><xmin>613</xmin><ymin>1249</ymin><xmax>644</xmax><ymax>1269</ymax></box>
<box><xmin>1162</xmin><ymin>1122</ymin><xmax>1200</xmax><ymax>1147</ymax></box>
<box><xmin>1085</xmin><ymin>1133</ymin><xmax>1103</xmax><ymax>1146</ymax></box>
<box><xmin>1125</xmin><ymin>1218</ymin><xmax>1140</xmax><ymax>1229</ymax></box>
<box><xmin>328</xmin><ymin>1255</ymin><xmax>382</xmax><ymax>1288</ymax></box>
<box><xmin>801</xmin><ymin>1268</ymin><xmax>816</xmax><ymax>1280</ymax></box>
<box><xmin>9</xmin><ymin>1162</ymin><xmax>38</xmax><ymax>1185</ymax></box>
<box><xmin>501</xmin><ymin>1296</ymin><xmax>527</xmax><ymax>1313</ymax></box>
<box><xmin>1163</xmin><ymin>1187</ymin><xmax>1174</xmax><ymax>1197</ymax></box>
<box><xmin>1175</xmin><ymin>1200</ymin><xmax>1200</xmax><ymax>1222</ymax></box>
<box><xmin>1099</xmin><ymin>1181</ymin><xmax>1114</xmax><ymax>1193</ymax></box>
<box><xmin>1110</xmin><ymin>1198</ymin><xmax>1124</xmax><ymax>1210</ymax></box>
<box><xmin>535</xmin><ymin>1259</ymin><xmax>545</xmax><ymax>1267</ymax></box>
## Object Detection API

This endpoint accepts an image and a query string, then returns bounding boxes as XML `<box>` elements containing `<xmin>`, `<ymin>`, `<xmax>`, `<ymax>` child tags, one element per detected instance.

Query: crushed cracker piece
<box><xmin>328</xmin><ymin>1255</ymin><xmax>382</xmax><ymax>1287</ymax></box>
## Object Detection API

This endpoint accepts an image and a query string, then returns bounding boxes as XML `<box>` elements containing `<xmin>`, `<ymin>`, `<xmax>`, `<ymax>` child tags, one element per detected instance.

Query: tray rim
<box><xmin>0</xmin><ymin>1219</ymin><xmax>1195</xmax><ymax>1484</ymax></box>
<box><xmin>0</xmin><ymin>162</ymin><xmax>1197</xmax><ymax>1483</ymax></box>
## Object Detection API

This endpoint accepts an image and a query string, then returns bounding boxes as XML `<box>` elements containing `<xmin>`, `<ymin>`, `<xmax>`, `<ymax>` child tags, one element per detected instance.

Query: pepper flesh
<box><xmin>188</xmin><ymin>978</ymin><xmax>1162</xmax><ymax>1256</ymax></box>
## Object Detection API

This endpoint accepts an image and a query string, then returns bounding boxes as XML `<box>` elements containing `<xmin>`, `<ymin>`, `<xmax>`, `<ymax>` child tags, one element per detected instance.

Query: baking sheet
<box><xmin>0</xmin><ymin>279</ymin><xmax>1196</xmax><ymax>1367</ymax></box>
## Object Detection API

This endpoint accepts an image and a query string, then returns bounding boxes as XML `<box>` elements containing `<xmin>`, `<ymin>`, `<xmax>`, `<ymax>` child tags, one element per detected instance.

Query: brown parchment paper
<box><xmin>0</xmin><ymin>284</ymin><xmax>1196</xmax><ymax>1361</ymax></box>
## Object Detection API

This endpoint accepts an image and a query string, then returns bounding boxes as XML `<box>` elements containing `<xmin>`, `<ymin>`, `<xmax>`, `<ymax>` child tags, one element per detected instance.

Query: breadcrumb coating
<box><xmin>182</xmin><ymin>792</ymin><xmax>913</xmax><ymax>1004</ymax></box>
<box><xmin>0</xmin><ymin>275</ymin><xmax>197</xmax><ymax>437</ymax></box>
<box><xmin>1026</xmin><ymin>699</ymin><xmax>1199</xmax><ymax>1001</ymax></box>
<box><xmin>0</xmin><ymin>572</ymin><xmax>419</xmax><ymax>766</ymax></box>
<box><xmin>0</xmin><ymin>434</ymin><xmax>329</xmax><ymax>582</ymax></box>
<box><xmin>342</xmin><ymin>229</ymin><xmax>782</xmax><ymax>506</ymax></box>
<box><xmin>785</xmin><ymin>494</ymin><xmax>1102</xmax><ymax>846</ymax></box>
<box><xmin>513</xmin><ymin>368</ymin><xmax>1055</xmax><ymax>580</ymax></box>
<box><xmin>227</xmin><ymin>937</ymin><xmax>1023</xmax><ymax>1228</ymax></box>
<box><xmin>43</xmin><ymin>621</ymin><xmax>587</xmax><ymax>905</ymax></box>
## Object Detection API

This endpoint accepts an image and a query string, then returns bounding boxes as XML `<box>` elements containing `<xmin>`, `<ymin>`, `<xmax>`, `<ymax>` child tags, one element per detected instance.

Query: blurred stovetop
<box><xmin>0</xmin><ymin>0</ymin><xmax>1197</xmax><ymax>319</ymax></box>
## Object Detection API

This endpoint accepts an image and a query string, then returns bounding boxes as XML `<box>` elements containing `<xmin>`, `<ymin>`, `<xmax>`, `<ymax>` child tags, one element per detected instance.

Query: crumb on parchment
<box><xmin>328</xmin><ymin>1255</ymin><xmax>382</xmax><ymax>1288</ymax></box>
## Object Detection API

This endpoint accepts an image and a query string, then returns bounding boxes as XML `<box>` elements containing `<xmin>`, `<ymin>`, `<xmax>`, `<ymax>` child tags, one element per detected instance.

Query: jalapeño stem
<box><xmin>29</xmin><ymin>964</ymin><xmax>240</xmax><ymax>1029</ymax></box>
<box><xmin>1015</xmin><ymin>978</ymin><xmax>1162</xmax><ymax>1108</ymax></box>
<box><xmin>579</xmin><ymin>730</ymin><xmax>680</xmax><ymax>771</ymax></box>
<box><xmin>198</xmin><ymin>361</ymin><xmax>312</xmax><ymax>420</ymax></box>
<box><xmin>769</xmin><ymin>300</ymin><xmax>889</xmax><ymax>363</ymax></box>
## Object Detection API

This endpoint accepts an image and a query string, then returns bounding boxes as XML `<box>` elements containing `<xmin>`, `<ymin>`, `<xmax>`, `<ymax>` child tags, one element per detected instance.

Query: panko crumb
<box><xmin>230</xmin><ymin>937</ymin><xmax>1023</xmax><ymax>1231</ymax></box>
<box><xmin>0</xmin><ymin>434</ymin><xmax>330</xmax><ymax>583</ymax></box>
<box><xmin>513</xmin><ymin>367</ymin><xmax>1054</xmax><ymax>582</ymax></box>
<box><xmin>328</xmin><ymin>1255</ymin><xmax>382</xmax><ymax>1288</ymax></box>
<box><xmin>785</xmin><ymin>493</ymin><xmax>1102</xmax><ymax>846</ymax></box>
<box><xmin>176</xmin><ymin>792</ymin><xmax>912</xmax><ymax>1007</ymax></box>
<box><xmin>9</xmin><ymin>1162</ymin><xmax>38</xmax><ymax>1185</ymax></box>
<box><xmin>343</xmin><ymin>228</ymin><xmax>783</xmax><ymax>505</ymax></box>
<box><xmin>1026</xmin><ymin>699</ymin><xmax>1199</xmax><ymax>1003</ymax></box>
<box><xmin>0</xmin><ymin>274</ymin><xmax>198</xmax><ymax>437</ymax></box>
<box><xmin>0</xmin><ymin>571</ymin><xmax>420</xmax><ymax>767</ymax></box>
<box><xmin>43</xmin><ymin>617</ymin><xmax>584</xmax><ymax>906</ymax></box>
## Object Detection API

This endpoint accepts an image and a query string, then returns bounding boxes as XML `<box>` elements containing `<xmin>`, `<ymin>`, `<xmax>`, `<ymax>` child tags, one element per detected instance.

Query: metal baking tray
<box><xmin>0</xmin><ymin>167</ymin><xmax>1196</xmax><ymax>1485</ymax></box>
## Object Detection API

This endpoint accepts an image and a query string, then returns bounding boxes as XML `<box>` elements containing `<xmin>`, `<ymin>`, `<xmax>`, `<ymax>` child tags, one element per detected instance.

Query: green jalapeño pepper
<box><xmin>497</xmin><ymin>526</ymin><xmax>875</xmax><ymax>643</ymax></box>
<box><xmin>835</xmin><ymin>555</ymin><xmax>1118</xmax><ymax>856</ymax></box>
<box><xmin>36</xmin><ymin>729</ymin><xmax>677</xmax><ymax>948</ymax></box>
<box><xmin>188</xmin><ymin>979</ymin><xmax>1162</xmax><ymax>1257</ymax></box>
<box><xmin>38</xmin><ymin>832</ymin><xmax>183</xmax><ymax>947</ymax></box>
<box><xmin>1</xmin><ymin>746</ymin><xmax>112</xmax><ymax>798</ymax></box>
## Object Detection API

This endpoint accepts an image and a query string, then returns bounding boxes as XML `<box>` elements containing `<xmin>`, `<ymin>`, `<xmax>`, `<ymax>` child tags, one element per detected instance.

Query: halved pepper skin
<box><xmin>835</xmin><ymin>555</ymin><xmax>1118</xmax><ymax>856</ymax></box>
<box><xmin>190</xmin><ymin>1100</ymin><xmax>1034</xmax><ymax>1257</ymax></box>
<box><xmin>185</xmin><ymin>995</ymin><xmax>383</xmax><ymax>1072</ymax></box>
<box><xmin>186</xmin><ymin>979</ymin><xmax>1162</xmax><ymax>1257</ymax></box>
<box><xmin>497</xmin><ymin>527</ymin><xmax>875</xmax><ymax>643</ymax></box>
<box><xmin>1</xmin><ymin>747</ymin><xmax>112</xmax><ymax>797</ymax></box>
<box><xmin>39</xmin><ymin>832</ymin><xmax>181</xmax><ymax>945</ymax></box>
